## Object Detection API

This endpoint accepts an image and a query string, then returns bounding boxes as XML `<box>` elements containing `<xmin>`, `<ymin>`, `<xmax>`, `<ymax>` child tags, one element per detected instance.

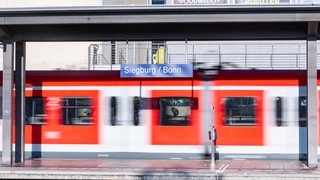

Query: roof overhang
<box><xmin>0</xmin><ymin>5</ymin><xmax>319</xmax><ymax>41</ymax></box>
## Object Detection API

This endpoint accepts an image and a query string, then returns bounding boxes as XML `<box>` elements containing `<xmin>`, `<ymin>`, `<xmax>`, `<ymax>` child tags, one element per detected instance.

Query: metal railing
<box><xmin>88</xmin><ymin>41</ymin><xmax>317</xmax><ymax>70</ymax></box>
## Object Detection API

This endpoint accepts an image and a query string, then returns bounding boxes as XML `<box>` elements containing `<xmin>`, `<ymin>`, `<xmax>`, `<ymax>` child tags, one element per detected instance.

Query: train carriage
<box><xmin>1</xmin><ymin>70</ymin><xmax>319</xmax><ymax>160</ymax></box>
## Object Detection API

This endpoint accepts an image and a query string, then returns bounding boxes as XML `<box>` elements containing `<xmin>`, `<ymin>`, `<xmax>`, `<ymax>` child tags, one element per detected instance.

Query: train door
<box><xmin>101</xmin><ymin>86</ymin><xmax>147</xmax><ymax>157</ymax></box>
<box><xmin>150</xmin><ymin>89</ymin><xmax>202</xmax><ymax>156</ymax></box>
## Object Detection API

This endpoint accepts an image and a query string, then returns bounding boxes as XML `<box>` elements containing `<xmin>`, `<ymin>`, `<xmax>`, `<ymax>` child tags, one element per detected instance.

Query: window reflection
<box><xmin>275</xmin><ymin>97</ymin><xmax>284</xmax><ymax>126</ymax></box>
<box><xmin>225</xmin><ymin>97</ymin><xmax>256</xmax><ymax>126</ymax></box>
<box><xmin>25</xmin><ymin>97</ymin><xmax>46</xmax><ymax>125</ymax></box>
<box><xmin>159</xmin><ymin>97</ymin><xmax>192</xmax><ymax>126</ymax></box>
<box><xmin>299</xmin><ymin>97</ymin><xmax>307</xmax><ymax>127</ymax></box>
<box><xmin>62</xmin><ymin>97</ymin><xmax>92</xmax><ymax>125</ymax></box>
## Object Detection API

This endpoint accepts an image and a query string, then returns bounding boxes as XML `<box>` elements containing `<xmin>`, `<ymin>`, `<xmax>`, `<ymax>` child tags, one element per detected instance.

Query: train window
<box><xmin>274</xmin><ymin>97</ymin><xmax>284</xmax><ymax>126</ymax></box>
<box><xmin>159</xmin><ymin>97</ymin><xmax>191</xmax><ymax>126</ymax></box>
<box><xmin>225</xmin><ymin>97</ymin><xmax>256</xmax><ymax>126</ymax></box>
<box><xmin>25</xmin><ymin>97</ymin><xmax>46</xmax><ymax>125</ymax></box>
<box><xmin>62</xmin><ymin>97</ymin><xmax>92</xmax><ymax>125</ymax></box>
<box><xmin>299</xmin><ymin>97</ymin><xmax>307</xmax><ymax>127</ymax></box>
<box><xmin>133</xmin><ymin>96</ymin><xmax>140</xmax><ymax>126</ymax></box>
<box><xmin>110</xmin><ymin>96</ymin><xmax>117</xmax><ymax>126</ymax></box>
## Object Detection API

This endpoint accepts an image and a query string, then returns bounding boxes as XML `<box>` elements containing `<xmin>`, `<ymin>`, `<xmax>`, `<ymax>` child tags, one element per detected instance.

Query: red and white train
<box><xmin>2</xmin><ymin>70</ymin><xmax>320</xmax><ymax>160</ymax></box>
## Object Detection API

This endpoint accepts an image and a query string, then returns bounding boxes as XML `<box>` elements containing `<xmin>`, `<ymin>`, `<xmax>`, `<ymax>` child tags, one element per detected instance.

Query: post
<box><xmin>185</xmin><ymin>39</ymin><xmax>188</xmax><ymax>63</ymax></box>
<box><xmin>126</xmin><ymin>39</ymin><xmax>129</xmax><ymax>64</ymax></box>
<box><xmin>306</xmin><ymin>21</ymin><xmax>318</xmax><ymax>168</ymax></box>
<box><xmin>203</xmin><ymin>79</ymin><xmax>212</xmax><ymax>159</ymax></box>
<box><xmin>210</xmin><ymin>106</ymin><xmax>216</xmax><ymax>168</ymax></box>
<box><xmin>2</xmin><ymin>40</ymin><xmax>14</xmax><ymax>165</ymax></box>
<box><xmin>197</xmin><ymin>64</ymin><xmax>220</xmax><ymax>167</ymax></box>
<box><xmin>307</xmin><ymin>36</ymin><xmax>318</xmax><ymax>168</ymax></box>
<box><xmin>15</xmin><ymin>41</ymin><xmax>26</xmax><ymax>163</ymax></box>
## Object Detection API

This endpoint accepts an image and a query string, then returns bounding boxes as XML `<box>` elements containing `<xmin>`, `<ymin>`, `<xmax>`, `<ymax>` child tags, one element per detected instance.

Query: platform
<box><xmin>0</xmin><ymin>158</ymin><xmax>320</xmax><ymax>179</ymax></box>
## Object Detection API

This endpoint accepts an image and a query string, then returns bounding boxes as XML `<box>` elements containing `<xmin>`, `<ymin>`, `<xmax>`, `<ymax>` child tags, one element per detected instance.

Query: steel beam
<box><xmin>307</xmin><ymin>22</ymin><xmax>318</xmax><ymax>168</ymax></box>
<box><xmin>2</xmin><ymin>40</ymin><xmax>14</xmax><ymax>165</ymax></box>
<box><xmin>15</xmin><ymin>41</ymin><xmax>26</xmax><ymax>163</ymax></box>
<box><xmin>0</xmin><ymin>6</ymin><xmax>319</xmax><ymax>41</ymax></box>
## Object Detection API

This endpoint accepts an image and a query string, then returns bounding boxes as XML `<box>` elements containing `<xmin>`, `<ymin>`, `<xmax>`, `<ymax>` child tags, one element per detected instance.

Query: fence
<box><xmin>88</xmin><ymin>41</ymin><xmax>317</xmax><ymax>70</ymax></box>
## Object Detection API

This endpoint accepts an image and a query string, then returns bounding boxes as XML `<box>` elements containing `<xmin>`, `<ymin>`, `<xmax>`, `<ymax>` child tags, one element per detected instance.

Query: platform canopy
<box><xmin>0</xmin><ymin>5</ymin><xmax>319</xmax><ymax>41</ymax></box>
<box><xmin>0</xmin><ymin>5</ymin><xmax>319</xmax><ymax>168</ymax></box>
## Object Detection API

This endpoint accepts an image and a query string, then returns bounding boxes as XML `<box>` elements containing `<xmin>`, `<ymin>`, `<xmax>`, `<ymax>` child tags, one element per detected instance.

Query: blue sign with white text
<box><xmin>120</xmin><ymin>64</ymin><xmax>193</xmax><ymax>78</ymax></box>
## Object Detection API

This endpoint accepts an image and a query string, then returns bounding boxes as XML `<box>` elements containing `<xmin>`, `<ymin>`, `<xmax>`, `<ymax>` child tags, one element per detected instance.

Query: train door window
<box><xmin>0</xmin><ymin>96</ymin><xmax>2</xmax><ymax>119</ymax></box>
<box><xmin>133</xmin><ymin>96</ymin><xmax>140</xmax><ymax>126</ymax></box>
<box><xmin>62</xmin><ymin>97</ymin><xmax>92</xmax><ymax>125</ymax></box>
<box><xmin>110</xmin><ymin>96</ymin><xmax>117</xmax><ymax>126</ymax></box>
<box><xmin>159</xmin><ymin>97</ymin><xmax>191</xmax><ymax>126</ymax></box>
<box><xmin>299</xmin><ymin>97</ymin><xmax>307</xmax><ymax>127</ymax></box>
<box><xmin>225</xmin><ymin>97</ymin><xmax>256</xmax><ymax>126</ymax></box>
<box><xmin>274</xmin><ymin>97</ymin><xmax>284</xmax><ymax>126</ymax></box>
<box><xmin>25</xmin><ymin>97</ymin><xmax>46</xmax><ymax>125</ymax></box>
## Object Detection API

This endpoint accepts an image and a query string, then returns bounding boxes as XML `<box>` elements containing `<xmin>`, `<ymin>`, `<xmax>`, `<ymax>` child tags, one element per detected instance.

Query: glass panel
<box><xmin>299</xmin><ymin>97</ymin><xmax>307</xmax><ymax>127</ymax></box>
<box><xmin>159</xmin><ymin>97</ymin><xmax>192</xmax><ymax>126</ymax></box>
<box><xmin>25</xmin><ymin>97</ymin><xmax>46</xmax><ymax>125</ymax></box>
<box><xmin>275</xmin><ymin>97</ymin><xmax>284</xmax><ymax>126</ymax></box>
<box><xmin>62</xmin><ymin>97</ymin><xmax>92</xmax><ymax>125</ymax></box>
<box><xmin>152</xmin><ymin>0</ymin><xmax>165</xmax><ymax>4</ymax></box>
<box><xmin>133</xmin><ymin>96</ymin><xmax>140</xmax><ymax>126</ymax></box>
<box><xmin>225</xmin><ymin>97</ymin><xmax>256</xmax><ymax>126</ymax></box>
<box><xmin>110</xmin><ymin>96</ymin><xmax>117</xmax><ymax>126</ymax></box>
<box><xmin>0</xmin><ymin>96</ymin><xmax>2</xmax><ymax>119</ymax></box>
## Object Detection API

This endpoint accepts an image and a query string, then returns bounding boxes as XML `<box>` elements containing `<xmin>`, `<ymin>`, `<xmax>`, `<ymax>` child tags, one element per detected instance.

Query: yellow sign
<box><xmin>153</xmin><ymin>46</ymin><xmax>165</xmax><ymax>64</ymax></box>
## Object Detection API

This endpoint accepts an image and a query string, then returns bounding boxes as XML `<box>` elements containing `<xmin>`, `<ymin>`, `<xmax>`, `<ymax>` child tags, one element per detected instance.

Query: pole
<box><xmin>210</xmin><ymin>106</ymin><xmax>216</xmax><ymax>168</ymax></box>
<box><xmin>204</xmin><ymin>78</ymin><xmax>215</xmax><ymax>167</ymax></box>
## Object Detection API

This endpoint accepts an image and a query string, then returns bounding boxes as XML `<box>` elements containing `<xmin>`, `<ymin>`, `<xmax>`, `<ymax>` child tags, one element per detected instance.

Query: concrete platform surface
<box><xmin>0</xmin><ymin>158</ymin><xmax>320</xmax><ymax>179</ymax></box>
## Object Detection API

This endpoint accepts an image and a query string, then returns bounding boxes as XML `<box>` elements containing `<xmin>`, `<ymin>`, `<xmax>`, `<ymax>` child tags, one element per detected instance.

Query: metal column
<box><xmin>15</xmin><ymin>41</ymin><xmax>26</xmax><ymax>163</ymax></box>
<box><xmin>198</xmin><ymin>66</ymin><xmax>219</xmax><ymax>167</ymax></box>
<box><xmin>203</xmin><ymin>79</ymin><xmax>211</xmax><ymax>158</ymax></box>
<box><xmin>307</xmin><ymin>22</ymin><xmax>318</xmax><ymax>168</ymax></box>
<box><xmin>2</xmin><ymin>40</ymin><xmax>14</xmax><ymax>165</ymax></box>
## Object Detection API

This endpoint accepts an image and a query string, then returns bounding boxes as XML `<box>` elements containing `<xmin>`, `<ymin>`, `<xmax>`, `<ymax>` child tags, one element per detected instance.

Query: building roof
<box><xmin>0</xmin><ymin>5</ymin><xmax>319</xmax><ymax>41</ymax></box>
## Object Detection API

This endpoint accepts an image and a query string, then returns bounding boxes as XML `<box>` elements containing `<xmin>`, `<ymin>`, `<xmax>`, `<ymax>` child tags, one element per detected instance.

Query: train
<box><xmin>1</xmin><ymin>69</ymin><xmax>320</xmax><ymax>160</ymax></box>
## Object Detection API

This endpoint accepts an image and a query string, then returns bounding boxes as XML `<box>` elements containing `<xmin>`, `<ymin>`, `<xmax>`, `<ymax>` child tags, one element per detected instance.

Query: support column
<box><xmin>15</xmin><ymin>41</ymin><xmax>26</xmax><ymax>163</ymax></box>
<box><xmin>307</xmin><ymin>21</ymin><xmax>318</xmax><ymax>168</ymax></box>
<box><xmin>2</xmin><ymin>40</ymin><xmax>14</xmax><ymax>165</ymax></box>
<box><xmin>203</xmin><ymin>79</ymin><xmax>211</xmax><ymax>157</ymax></box>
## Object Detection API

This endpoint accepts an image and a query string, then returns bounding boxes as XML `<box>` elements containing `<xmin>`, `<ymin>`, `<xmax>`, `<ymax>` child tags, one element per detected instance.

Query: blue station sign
<box><xmin>120</xmin><ymin>64</ymin><xmax>193</xmax><ymax>78</ymax></box>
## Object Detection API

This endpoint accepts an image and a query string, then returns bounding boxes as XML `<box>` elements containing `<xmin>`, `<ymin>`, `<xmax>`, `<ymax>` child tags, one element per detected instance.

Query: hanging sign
<box><xmin>120</xmin><ymin>64</ymin><xmax>193</xmax><ymax>78</ymax></box>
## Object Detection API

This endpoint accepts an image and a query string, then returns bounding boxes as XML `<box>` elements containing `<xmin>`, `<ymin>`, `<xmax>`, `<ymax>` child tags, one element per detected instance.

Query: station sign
<box><xmin>120</xmin><ymin>64</ymin><xmax>193</xmax><ymax>78</ymax></box>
